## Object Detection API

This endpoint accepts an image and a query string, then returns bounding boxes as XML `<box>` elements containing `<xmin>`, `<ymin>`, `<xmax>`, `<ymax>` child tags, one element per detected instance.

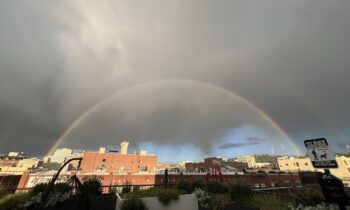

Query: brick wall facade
<box><xmin>80</xmin><ymin>152</ymin><xmax>157</xmax><ymax>174</ymax></box>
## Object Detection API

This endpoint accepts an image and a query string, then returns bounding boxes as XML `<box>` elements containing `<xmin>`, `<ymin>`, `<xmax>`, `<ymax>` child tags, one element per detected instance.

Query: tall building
<box><xmin>120</xmin><ymin>141</ymin><xmax>129</xmax><ymax>155</ymax></box>
<box><xmin>80</xmin><ymin>145</ymin><xmax>157</xmax><ymax>174</ymax></box>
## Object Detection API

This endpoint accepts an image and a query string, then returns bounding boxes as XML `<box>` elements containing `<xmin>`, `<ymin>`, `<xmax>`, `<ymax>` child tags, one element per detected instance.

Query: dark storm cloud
<box><xmin>1</xmin><ymin>1</ymin><xmax>350</xmax><ymax>155</ymax></box>
<box><xmin>218</xmin><ymin>137</ymin><xmax>266</xmax><ymax>149</ymax></box>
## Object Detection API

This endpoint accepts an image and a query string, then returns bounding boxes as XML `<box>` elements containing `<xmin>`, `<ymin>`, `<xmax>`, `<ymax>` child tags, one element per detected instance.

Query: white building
<box><xmin>236</xmin><ymin>156</ymin><xmax>256</xmax><ymax>168</ymax></box>
<box><xmin>278</xmin><ymin>156</ymin><xmax>350</xmax><ymax>187</ymax></box>
<box><xmin>44</xmin><ymin>148</ymin><xmax>73</xmax><ymax>164</ymax></box>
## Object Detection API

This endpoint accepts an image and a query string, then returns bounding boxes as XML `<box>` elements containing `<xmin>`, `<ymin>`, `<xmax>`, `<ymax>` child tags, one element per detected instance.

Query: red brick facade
<box><xmin>80</xmin><ymin>152</ymin><xmax>157</xmax><ymax>174</ymax></box>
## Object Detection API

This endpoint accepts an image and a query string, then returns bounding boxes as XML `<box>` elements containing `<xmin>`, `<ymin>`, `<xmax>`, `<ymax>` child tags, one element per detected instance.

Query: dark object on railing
<box><xmin>164</xmin><ymin>168</ymin><xmax>169</xmax><ymax>188</ymax></box>
<box><xmin>319</xmin><ymin>169</ymin><xmax>349</xmax><ymax>210</ymax></box>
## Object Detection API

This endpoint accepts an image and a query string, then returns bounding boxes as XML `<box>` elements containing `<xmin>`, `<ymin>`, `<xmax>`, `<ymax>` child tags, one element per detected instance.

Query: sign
<box><xmin>26</xmin><ymin>175</ymin><xmax>69</xmax><ymax>188</ymax></box>
<box><xmin>304</xmin><ymin>138</ymin><xmax>338</xmax><ymax>168</ymax></box>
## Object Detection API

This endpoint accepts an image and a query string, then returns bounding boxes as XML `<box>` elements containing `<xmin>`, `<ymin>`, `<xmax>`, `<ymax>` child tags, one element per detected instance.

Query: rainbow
<box><xmin>46</xmin><ymin>79</ymin><xmax>302</xmax><ymax>156</ymax></box>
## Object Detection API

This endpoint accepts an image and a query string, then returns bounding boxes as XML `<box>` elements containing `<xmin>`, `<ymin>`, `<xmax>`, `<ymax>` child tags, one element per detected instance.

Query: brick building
<box><xmin>185</xmin><ymin>157</ymin><xmax>248</xmax><ymax>173</ymax></box>
<box><xmin>80</xmin><ymin>152</ymin><xmax>157</xmax><ymax>174</ymax></box>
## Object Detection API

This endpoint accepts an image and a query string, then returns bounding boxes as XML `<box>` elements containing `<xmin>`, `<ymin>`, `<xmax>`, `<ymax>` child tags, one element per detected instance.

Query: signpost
<box><xmin>304</xmin><ymin>138</ymin><xmax>338</xmax><ymax>168</ymax></box>
<box><xmin>304</xmin><ymin>138</ymin><xmax>349</xmax><ymax>210</ymax></box>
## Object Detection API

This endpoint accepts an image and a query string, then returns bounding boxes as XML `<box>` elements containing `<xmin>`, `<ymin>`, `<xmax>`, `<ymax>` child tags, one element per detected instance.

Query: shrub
<box><xmin>191</xmin><ymin>180</ymin><xmax>205</xmax><ymax>191</ymax></box>
<box><xmin>0</xmin><ymin>188</ymin><xmax>10</xmax><ymax>200</ymax></box>
<box><xmin>228</xmin><ymin>184</ymin><xmax>252</xmax><ymax>204</ymax></box>
<box><xmin>210</xmin><ymin>194</ymin><xmax>231</xmax><ymax>210</ymax></box>
<box><xmin>194</xmin><ymin>188</ymin><xmax>211</xmax><ymax>209</ymax></box>
<box><xmin>108</xmin><ymin>185</ymin><xmax>118</xmax><ymax>196</ymax></box>
<box><xmin>125</xmin><ymin>187</ymin><xmax>186</xmax><ymax>205</ymax></box>
<box><xmin>175</xmin><ymin>179</ymin><xmax>192</xmax><ymax>193</ymax></box>
<box><xmin>120</xmin><ymin>198</ymin><xmax>148</xmax><ymax>210</ymax></box>
<box><xmin>122</xmin><ymin>180</ymin><xmax>132</xmax><ymax>195</ymax></box>
<box><xmin>245</xmin><ymin>195</ymin><xmax>288</xmax><ymax>210</ymax></box>
<box><xmin>205</xmin><ymin>181</ymin><xmax>228</xmax><ymax>194</ymax></box>
<box><xmin>292</xmin><ymin>191</ymin><xmax>324</xmax><ymax>207</ymax></box>
<box><xmin>0</xmin><ymin>193</ymin><xmax>31</xmax><ymax>210</ymax></box>
<box><xmin>82</xmin><ymin>175</ymin><xmax>103</xmax><ymax>196</ymax></box>
<box><xmin>52</xmin><ymin>182</ymin><xmax>70</xmax><ymax>194</ymax></box>
<box><xmin>29</xmin><ymin>183</ymin><xmax>47</xmax><ymax>196</ymax></box>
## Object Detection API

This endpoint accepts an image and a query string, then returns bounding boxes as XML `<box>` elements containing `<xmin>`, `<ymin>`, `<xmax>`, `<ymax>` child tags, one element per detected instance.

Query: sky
<box><xmin>1</xmin><ymin>1</ymin><xmax>350</xmax><ymax>161</ymax></box>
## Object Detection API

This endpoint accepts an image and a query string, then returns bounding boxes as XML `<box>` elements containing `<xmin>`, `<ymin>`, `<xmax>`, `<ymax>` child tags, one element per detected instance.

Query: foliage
<box><xmin>175</xmin><ymin>179</ymin><xmax>205</xmax><ymax>193</ymax></box>
<box><xmin>52</xmin><ymin>182</ymin><xmax>71</xmax><ymax>194</ymax></box>
<box><xmin>108</xmin><ymin>185</ymin><xmax>118</xmax><ymax>196</ymax></box>
<box><xmin>120</xmin><ymin>198</ymin><xmax>149</xmax><ymax>210</ymax></box>
<box><xmin>82</xmin><ymin>175</ymin><xmax>103</xmax><ymax>196</ymax></box>
<box><xmin>175</xmin><ymin>179</ymin><xmax>192</xmax><ymax>193</ymax></box>
<box><xmin>191</xmin><ymin>180</ymin><xmax>205</xmax><ymax>191</ymax></box>
<box><xmin>29</xmin><ymin>182</ymin><xmax>47</xmax><ymax>196</ymax></box>
<box><xmin>0</xmin><ymin>188</ymin><xmax>10</xmax><ymax>200</ymax></box>
<box><xmin>26</xmin><ymin>182</ymin><xmax>71</xmax><ymax>209</ymax></box>
<box><xmin>194</xmin><ymin>188</ymin><xmax>211</xmax><ymax>209</ymax></box>
<box><xmin>0</xmin><ymin>193</ymin><xmax>31</xmax><ymax>210</ymax></box>
<box><xmin>228</xmin><ymin>184</ymin><xmax>252</xmax><ymax>204</ymax></box>
<box><xmin>209</xmin><ymin>194</ymin><xmax>231</xmax><ymax>210</ymax></box>
<box><xmin>205</xmin><ymin>181</ymin><xmax>228</xmax><ymax>194</ymax></box>
<box><xmin>125</xmin><ymin>187</ymin><xmax>186</xmax><ymax>205</ymax></box>
<box><xmin>122</xmin><ymin>180</ymin><xmax>132</xmax><ymax>194</ymax></box>
<box><xmin>288</xmin><ymin>202</ymin><xmax>340</xmax><ymax>210</ymax></box>
<box><xmin>243</xmin><ymin>195</ymin><xmax>289</xmax><ymax>210</ymax></box>
<box><xmin>292</xmin><ymin>191</ymin><xmax>324</xmax><ymax>206</ymax></box>
<box><xmin>45</xmin><ymin>192</ymin><xmax>70</xmax><ymax>207</ymax></box>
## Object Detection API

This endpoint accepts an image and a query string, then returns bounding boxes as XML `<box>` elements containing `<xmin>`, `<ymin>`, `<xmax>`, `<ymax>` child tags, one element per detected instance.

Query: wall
<box><xmin>80</xmin><ymin>152</ymin><xmax>157</xmax><ymax>174</ymax></box>
<box><xmin>278</xmin><ymin>156</ymin><xmax>350</xmax><ymax>187</ymax></box>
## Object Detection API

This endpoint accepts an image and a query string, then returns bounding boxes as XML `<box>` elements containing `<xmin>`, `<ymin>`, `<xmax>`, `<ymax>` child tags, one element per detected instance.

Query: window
<box><xmin>102</xmin><ymin>159</ymin><xmax>106</xmax><ymax>162</ymax></box>
<box><xmin>285</xmin><ymin>163</ymin><xmax>289</xmax><ymax>166</ymax></box>
<box><xmin>305</xmin><ymin>163</ymin><xmax>308</xmax><ymax>166</ymax></box>
<box><xmin>348</xmin><ymin>168</ymin><xmax>350</xmax><ymax>173</ymax></box>
<box><xmin>344</xmin><ymin>160</ymin><xmax>348</xmax><ymax>165</ymax></box>
<box><xmin>283</xmin><ymin>181</ymin><xmax>290</xmax><ymax>187</ymax></box>
<box><xmin>296</xmin><ymin>162</ymin><xmax>299</xmax><ymax>167</ymax></box>
<box><xmin>254</xmin><ymin>183</ymin><xmax>260</xmax><ymax>188</ymax></box>
<box><xmin>271</xmin><ymin>182</ymin><xmax>278</xmax><ymax>187</ymax></box>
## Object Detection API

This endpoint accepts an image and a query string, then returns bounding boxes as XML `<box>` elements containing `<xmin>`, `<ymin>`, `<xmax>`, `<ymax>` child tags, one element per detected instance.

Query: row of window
<box><xmin>100</xmin><ymin>158</ymin><xmax>143</xmax><ymax>164</ymax></box>
<box><xmin>280</xmin><ymin>162</ymin><xmax>309</xmax><ymax>167</ymax></box>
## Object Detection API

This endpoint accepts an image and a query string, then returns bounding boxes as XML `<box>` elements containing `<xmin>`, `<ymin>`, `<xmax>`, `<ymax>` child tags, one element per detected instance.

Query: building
<box><xmin>43</xmin><ymin>148</ymin><xmax>73</xmax><ymax>164</ymax></box>
<box><xmin>277</xmin><ymin>155</ymin><xmax>350</xmax><ymax>187</ymax></box>
<box><xmin>185</xmin><ymin>157</ymin><xmax>248</xmax><ymax>173</ymax></box>
<box><xmin>235</xmin><ymin>156</ymin><xmax>256</xmax><ymax>168</ymax></box>
<box><xmin>80</xmin><ymin>143</ymin><xmax>157</xmax><ymax>174</ymax></box>
<box><xmin>277</xmin><ymin>156</ymin><xmax>313</xmax><ymax>172</ymax></box>
<box><xmin>0</xmin><ymin>152</ymin><xmax>41</xmax><ymax>175</ymax></box>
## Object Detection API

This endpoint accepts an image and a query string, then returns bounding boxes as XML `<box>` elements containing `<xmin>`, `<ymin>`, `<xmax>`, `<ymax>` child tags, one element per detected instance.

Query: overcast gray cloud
<box><xmin>1</xmin><ymin>1</ymin><xmax>350</xmax><ymax>156</ymax></box>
